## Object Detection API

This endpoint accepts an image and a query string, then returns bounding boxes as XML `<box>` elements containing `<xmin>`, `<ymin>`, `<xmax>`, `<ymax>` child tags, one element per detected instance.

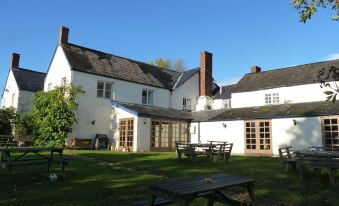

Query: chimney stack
<box><xmin>199</xmin><ymin>51</ymin><xmax>213</xmax><ymax>96</ymax></box>
<box><xmin>10</xmin><ymin>53</ymin><xmax>20</xmax><ymax>68</ymax></box>
<box><xmin>58</xmin><ymin>26</ymin><xmax>69</xmax><ymax>44</ymax></box>
<box><xmin>251</xmin><ymin>66</ymin><xmax>261</xmax><ymax>73</ymax></box>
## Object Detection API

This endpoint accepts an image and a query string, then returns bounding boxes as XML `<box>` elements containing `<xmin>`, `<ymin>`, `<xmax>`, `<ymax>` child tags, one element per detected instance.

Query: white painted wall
<box><xmin>271</xmin><ymin>117</ymin><xmax>322</xmax><ymax>154</ymax></box>
<box><xmin>171</xmin><ymin>73</ymin><xmax>199</xmax><ymax>110</ymax></box>
<box><xmin>191</xmin><ymin>116</ymin><xmax>323</xmax><ymax>156</ymax></box>
<box><xmin>231</xmin><ymin>83</ymin><xmax>330</xmax><ymax>108</ymax></box>
<box><xmin>136</xmin><ymin>117</ymin><xmax>151</xmax><ymax>152</ymax></box>
<box><xmin>17</xmin><ymin>90</ymin><xmax>35</xmax><ymax>114</ymax></box>
<box><xmin>1</xmin><ymin>70</ymin><xmax>19</xmax><ymax>109</ymax></box>
<box><xmin>213</xmin><ymin>99</ymin><xmax>231</xmax><ymax>110</ymax></box>
<box><xmin>190</xmin><ymin>121</ymin><xmax>245</xmax><ymax>154</ymax></box>
<box><xmin>196</xmin><ymin>96</ymin><xmax>214</xmax><ymax>111</ymax></box>
<box><xmin>44</xmin><ymin>46</ymin><xmax>72</xmax><ymax>90</ymax></box>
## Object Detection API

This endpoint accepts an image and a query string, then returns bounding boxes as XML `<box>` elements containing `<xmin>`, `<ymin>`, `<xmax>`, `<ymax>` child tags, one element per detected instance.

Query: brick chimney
<box><xmin>10</xmin><ymin>53</ymin><xmax>20</xmax><ymax>68</ymax></box>
<box><xmin>199</xmin><ymin>51</ymin><xmax>213</xmax><ymax>96</ymax></box>
<box><xmin>58</xmin><ymin>26</ymin><xmax>69</xmax><ymax>44</ymax></box>
<box><xmin>251</xmin><ymin>66</ymin><xmax>261</xmax><ymax>73</ymax></box>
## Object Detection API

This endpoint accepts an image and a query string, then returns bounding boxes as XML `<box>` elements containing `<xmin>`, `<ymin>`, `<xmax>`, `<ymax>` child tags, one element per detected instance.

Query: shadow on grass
<box><xmin>1</xmin><ymin>151</ymin><xmax>339</xmax><ymax>206</ymax></box>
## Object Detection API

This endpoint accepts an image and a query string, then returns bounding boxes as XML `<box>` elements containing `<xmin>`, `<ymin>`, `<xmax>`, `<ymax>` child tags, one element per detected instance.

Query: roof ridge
<box><xmin>12</xmin><ymin>67</ymin><xmax>46</xmax><ymax>75</ymax></box>
<box><xmin>62</xmin><ymin>42</ymin><xmax>182</xmax><ymax>75</ymax></box>
<box><xmin>245</xmin><ymin>58</ymin><xmax>339</xmax><ymax>76</ymax></box>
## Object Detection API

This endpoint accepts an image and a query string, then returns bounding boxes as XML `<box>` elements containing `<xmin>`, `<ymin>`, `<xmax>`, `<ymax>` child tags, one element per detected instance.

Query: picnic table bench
<box><xmin>0</xmin><ymin>135</ymin><xmax>16</xmax><ymax>148</ymax></box>
<box><xmin>175</xmin><ymin>142</ymin><xmax>233</xmax><ymax>162</ymax></box>
<box><xmin>299</xmin><ymin>151</ymin><xmax>339</xmax><ymax>184</ymax></box>
<box><xmin>0</xmin><ymin>147</ymin><xmax>68</xmax><ymax>177</ymax></box>
<box><xmin>134</xmin><ymin>173</ymin><xmax>256</xmax><ymax>206</ymax></box>
<box><xmin>278</xmin><ymin>146</ymin><xmax>298</xmax><ymax>172</ymax></box>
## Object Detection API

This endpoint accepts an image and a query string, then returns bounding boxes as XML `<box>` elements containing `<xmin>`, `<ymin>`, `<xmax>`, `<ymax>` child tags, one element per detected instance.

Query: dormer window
<box><xmin>265</xmin><ymin>93</ymin><xmax>279</xmax><ymax>104</ymax></box>
<box><xmin>183</xmin><ymin>98</ymin><xmax>191</xmax><ymax>110</ymax></box>
<box><xmin>142</xmin><ymin>89</ymin><xmax>153</xmax><ymax>105</ymax></box>
<box><xmin>97</xmin><ymin>81</ymin><xmax>112</xmax><ymax>99</ymax></box>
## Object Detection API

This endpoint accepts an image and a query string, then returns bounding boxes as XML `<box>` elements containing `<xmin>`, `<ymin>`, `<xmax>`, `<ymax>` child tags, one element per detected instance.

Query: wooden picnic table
<box><xmin>175</xmin><ymin>142</ymin><xmax>233</xmax><ymax>162</ymax></box>
<box><xmin>147</xmin><ymin>173</ymin><xmax>256</xmax><ymax>206</ymax></box>
<box><xmin>299</xmin><ymin>151</ymin><xmax>339</xmax><ymax>184</ymax></box>
<box><xmin>0</xmin><ymin>147</ymin><xmax>67</xmax><ymax>177</ymax></box>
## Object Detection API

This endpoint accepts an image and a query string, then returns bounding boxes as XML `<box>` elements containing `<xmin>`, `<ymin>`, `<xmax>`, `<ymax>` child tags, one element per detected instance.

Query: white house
<box><xmin>44</xmin><ymin>27</ymin><xmax>215</xmax><ymax>150</ymax></box>
<box><xmin>191</xmin><ymin>62</ymin><xmax>339</xmax><ymax>155</ymax></box>
<box><xmin>4</xmin><ymin>26</ymin><xmax>339</xmax><ymax>155</ymax></box>
<box><xmin>1</xmin><ymin>53</ymin><xmax>46</xmax><ymax>114</ymax></box>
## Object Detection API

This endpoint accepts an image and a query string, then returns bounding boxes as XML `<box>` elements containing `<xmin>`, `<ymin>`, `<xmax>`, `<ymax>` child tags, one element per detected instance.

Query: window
<box><xmin>142</xmin><ymin>89</ymin><xmax>153</xmax><ymax>105</ymax></box>
<box><xmin>151</xmin><ymin>120</ymin><xmax>190</xmax><ymax>151</ymax></box>
<box><xmin>61</xmin><ymin>77</ymin><xmax>66</xmax><ymax>86</ymax></box>
<box><xmin>47</xmin><ymin>83</ymin><xmax>52</xmax><ymax>91</ymax></box>
<box><xmin>11</xmin><ymin>93</ymin><xmax>15</xmax><ymax>107</ymax></box>
<box><xmin>272</xmin><ymin>93</ymin><xmax>279</xmax><ymax>103</ymax></box>
<box><xmin>321</xmin><ymin>117</ymin><xmax>339</xmax><ymax>151</ymax></box>
<box><xmin>265</xmin><ymin>93</ymin><xmax>279</xmax><ymax>104</ymax></box>
<box><xmin>97</xmin><ymin>81</ymin><xmax>112</xmax><ymax>99</ymax></box>
<box><xmin>224</xmin><ymin>99</ymin><xmax>231</xmax><ymax>109</ymax></box>
<box><xmin>183</xmin><ymin>98</ymin><xmax>191</xmax><ymax>109</ymax></box>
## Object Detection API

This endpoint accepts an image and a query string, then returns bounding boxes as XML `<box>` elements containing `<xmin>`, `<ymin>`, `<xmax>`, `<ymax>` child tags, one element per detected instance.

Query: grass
<box><xmin>1</xmin><ymin>150</ymin><xmax>339</xmax><ymax>206</ymax></box>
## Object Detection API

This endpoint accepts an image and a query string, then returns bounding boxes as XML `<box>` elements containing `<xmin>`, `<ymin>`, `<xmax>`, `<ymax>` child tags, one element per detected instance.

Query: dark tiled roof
<box><xmin>174</xmin><ymin>68</ymin><xmax>200</xmax><ymax>89</ymax></box>
<box><xmin>114</xmin><ymin>101</ymin><xmax>192</xmax><ymax>120</ymax></box>
<box><xmin>62</xmin><ymin>43</ymin><xmax>182</xmax><ymax>90</ymax></box>
<box><xmin>214</xmin><ymin>84</ymin><xmax>237</xmax><ymax>99</ymax></box>
<box><xmin>12</xmin><ymin>68</ymin><xmax>46</xmax><ymax>92</ymax></box>
<box><xmin>193</xmin><ymin>101</ymin><xmax>339</xmax><ymax>122</ymax></box>
<box><xmin>233</xmin><ymin>59</ymin><xmax>339</xmax><ymax>93</ymax></box>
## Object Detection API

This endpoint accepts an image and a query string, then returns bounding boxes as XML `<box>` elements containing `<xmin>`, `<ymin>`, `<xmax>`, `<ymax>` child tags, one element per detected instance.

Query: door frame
<box><xmin>244</xmin><ymin>120</ymin><xmax>273</xmax><ymax>155</ymax></box>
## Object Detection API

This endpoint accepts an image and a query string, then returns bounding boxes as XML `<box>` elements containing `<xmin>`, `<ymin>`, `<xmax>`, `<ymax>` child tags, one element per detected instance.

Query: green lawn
<box><xmin>1</xmin><ymin>150</ymin><xmax>339</xmax><ymax>206</ymax></box>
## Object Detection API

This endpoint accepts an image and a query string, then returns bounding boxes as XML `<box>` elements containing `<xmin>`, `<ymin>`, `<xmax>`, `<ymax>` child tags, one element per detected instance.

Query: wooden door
<box><xmin>119</xmin><ymin>118</ymin><xmax>134</xmax><ymax>151</ymax></box>
<box><xmin>244</xmin><ymin>120</ymin><xmax>272</xmax><ymax>155</ymax></box>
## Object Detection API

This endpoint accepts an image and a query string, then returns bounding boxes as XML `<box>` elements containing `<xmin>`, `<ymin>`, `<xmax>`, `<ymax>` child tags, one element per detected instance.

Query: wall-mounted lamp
<box><xmin>222</xmin><ymin>122</ymin><xmax>227</xmax><ymax>128</ymax></box>
<box><xmin>143</xmin><ymin>118</ymin><xmax>147</xmax><ymax>125</ymax></box>
<box><xmin>293</xmin><ymin>119</ymin><xmax>297</xmax><ymax>126</ymax></box>
<box><xmin>91</xmin><ymin>120</ymin><xmax>96</xmax><ymax>125</ymax></box>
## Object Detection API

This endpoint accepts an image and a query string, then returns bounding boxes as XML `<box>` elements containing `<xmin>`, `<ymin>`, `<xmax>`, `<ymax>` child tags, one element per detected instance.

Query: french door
<box><xmin>321</xmin><ymin>116</ymin><xmax>339</xmax><ymax>151</ymax></box>
<box><xmin>119</xmin><ymin>118</ymin><xmax>134</xmax><ymax>151</ymax></box>
<box><xmin>244</xmin><ymin>120</ymin><xmax>272</xmax><ymax>155</ymax></box>
<box><xmin>151</xmin><ymin>120</ymin><xmax>190</xmax><ymax>151</ymax></box>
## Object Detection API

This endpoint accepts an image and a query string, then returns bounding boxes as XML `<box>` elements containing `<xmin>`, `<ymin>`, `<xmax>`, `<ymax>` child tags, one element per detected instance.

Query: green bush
<box><xmin>31</xmin><ymin>84</ymin><xmax>81</xmax><ymax>146</ymax></box>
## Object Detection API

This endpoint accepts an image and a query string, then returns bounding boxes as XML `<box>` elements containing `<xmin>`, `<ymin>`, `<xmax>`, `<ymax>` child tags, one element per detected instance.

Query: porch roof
<box><xmin>113</xmin><ymin>101</ymin><xmax>193</xmax><ymax>121</ymax></box>
<box><xmin>192</xmin><ymin>101</ymin><xmax>339</xmax><ymax>122</ymax></box>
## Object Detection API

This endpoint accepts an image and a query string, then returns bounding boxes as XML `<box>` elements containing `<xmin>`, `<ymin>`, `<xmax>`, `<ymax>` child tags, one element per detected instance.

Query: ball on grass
<box><xmin>48</xmin><ymin>173</ymin><xmax>58</xmax><ymax>182</ymax></box>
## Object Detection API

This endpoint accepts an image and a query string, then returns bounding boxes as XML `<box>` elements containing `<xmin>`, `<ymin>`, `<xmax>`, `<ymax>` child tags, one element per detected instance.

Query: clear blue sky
<box><xmin>0</xmin><ymin>0</ymin><xmax>338</xmax><ymax>92</ymax></box>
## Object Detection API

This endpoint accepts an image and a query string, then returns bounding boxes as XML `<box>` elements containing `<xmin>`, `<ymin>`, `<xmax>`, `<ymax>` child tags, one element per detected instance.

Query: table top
<box><xmin>299</xmin><ymin>151</ymin><xmax>339</xmax><ymax>158</ymax></box>
<box><xmin>150</xmin><ymin>174</ymin><xmax>255</xmax><ymax>198</ymax></box>
<box><xmin>0</xmin><ymin>147</ymin><xmax>64</xmax><ymax>153</ymax></box>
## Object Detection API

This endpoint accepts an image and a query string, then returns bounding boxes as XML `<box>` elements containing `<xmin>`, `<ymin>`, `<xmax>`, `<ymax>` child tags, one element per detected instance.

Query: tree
<box><xmin>0</xmin><ymin>107</ymin><xmax>16</xmax><ymax>135</ymax></box>
<box><xmin>147</xmin><ymin>58</ymin><xmax>186</xmax><ymax>72</ymax></box>
<box><xmin>31</xmin><ymin>84</ymin><xmax>81</xmax><ymax>146</ymax></box>
<box><xmin>316</xmin><ymin>66</ymin><xmax>339</xmax><ymax>102</ymax></box>
<box><xmin>292</xmin><ymin>0</ymin><xmax>339</xmax><ymax>22</ymax></box>
<box><xmin>14</xmin><ymin>113</ymin><xmax>33</xmax><ymax>140</ymax></box>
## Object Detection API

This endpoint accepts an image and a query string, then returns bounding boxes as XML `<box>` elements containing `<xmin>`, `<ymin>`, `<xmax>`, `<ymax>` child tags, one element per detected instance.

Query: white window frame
<box><xmin>265</xmin><ymin>93</ymin><xmax>279</xmax><ymax>104</ymax></box>
<box><xmin>183</xmin><ymin>98</ymin><xmax>191</xmax><ymax>109</ymax></box>
<box><xmin>223</xmin><ymin>99</ymin><xmax>231</xmax><ymax>109</ymax></box>
<box><xmin>142</xmin><ymin>89</ymin><xmax>154</xmax><ymax>105</ymax></box>
<box><xmin>11</xmin><ymin>93</ymin><xmax>15</xmax><ymax>107</ymax></box>
<box><xmin>61</xmin><ymin>77</ymin><xmax>67</xmax><ymax>86</ymax></box>
<box><xmin>47</xmin><ymin>83</ymin><xmax>52</xmax><ymax>91</ymax></box>
<box><xmin>97</xmin><ymin>81</ymin><xmax>113</xmax><ymax>99</ymax></box>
